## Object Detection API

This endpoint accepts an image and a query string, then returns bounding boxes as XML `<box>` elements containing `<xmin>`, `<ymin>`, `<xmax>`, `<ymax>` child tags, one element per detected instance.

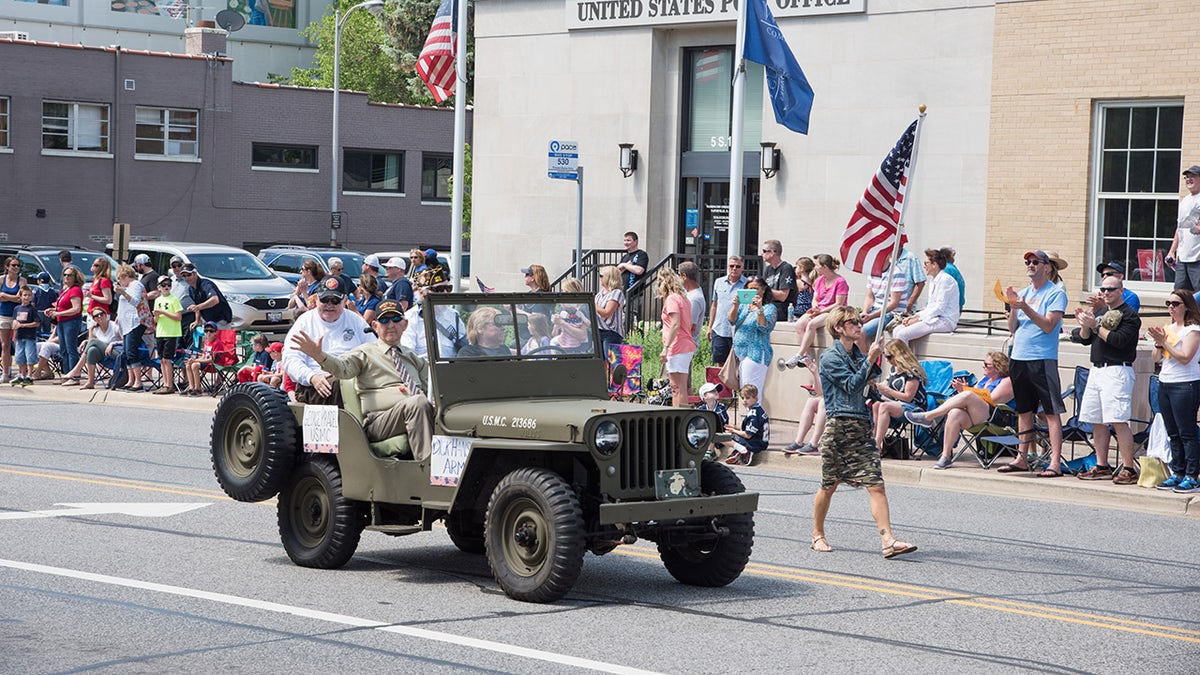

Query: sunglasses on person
<box><xmin>91</xmin><ymin>312</ymin><xmax>106</xmax><ymax>319</ymax></box>
<box><xmin>1166</xmin><ymin>299</ymin><xmax>1184</xmax><ymax>307</ymax></box>
<box><xmin>6</xmin><ymin>262</ymin><xmax>18</xmax><ymax>268</ymax></box>
<box><xmin>728</xmin><ymin>264</ymin><xmax>743</xmax><ymax>269</ymax></box>
<box><xmin>1097</xmin><ymin>286</ymin><xmax>1120</xmax><ymax>293</ymax></box>
<box><xmin>318</xmin><ymin>296</ymin><xmax>342</xmax><ymax>305</ymax></box>
<box><xmin>204</xmin><ymin>328</ymin><xmax>216</xmax><ymax>333</ymax></box>
<box><xmin>1024</xmin><ymin>259</ymin><xmax>1044</xmax><ymax>266</ymax></box>
<box><xmin>842</xmin><ymin>318</ymin><xmax>862</xmax><ymax>326</ymax></box>
<box><xmin>376</xmin><ymin>315</ymin><xmax>405</xmax><ymax>324</ymax></box>
<box><xmin>1101</xmin><ymin>271</ymin><xmax>1118</xmax><ymax>277</ymax></box>
<box><xmin>171</xmin><ymin>262</ymin><xmax>183</xmax><ymax>268</ymax></box>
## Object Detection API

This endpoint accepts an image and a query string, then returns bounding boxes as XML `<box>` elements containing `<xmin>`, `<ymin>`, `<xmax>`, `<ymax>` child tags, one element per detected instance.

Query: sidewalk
<box><xmin>4</xmin><ymin>380</ymin><xmax>1197</xmax><ymax>518</ymax></box>
<box><xmin>747</xmin><ymin>417</ymin><xmax>1199</xmax><ymax>518</ymax></box>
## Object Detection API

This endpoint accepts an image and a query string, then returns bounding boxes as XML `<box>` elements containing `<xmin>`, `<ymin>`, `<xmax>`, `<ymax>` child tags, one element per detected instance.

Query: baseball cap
<box><xmin>170</xmin><ymin>255</ymin><xmax>185</xmax><ymax>266</ymax></box>
<box><xmin>268</xmin><ymin>342</ymin><xmax>284</xmax><ymax>353</ymax></box>
<box><xmin>375</xmin><ymin>300</ymin><xmax>404</xmax><ymax>320</ymax></box>
<box><xmin>699</xmin><ymin>382</ymin><xmax>723</xmax><ymax>397</ymax></box>
<box><xmin>382</xmin><ymin>256</ymin><xmax>408</xmax><ymax>272</ymax></box>
<box><xmin>424</xmin><ymin>248</ymin><xmax>437</xmax><ymax>259</ymax></box>
<box><xmin>1183</xmin><ymin>165</ymin><xmax>1200</xmax><ymax>177</ymax></box>
<box><xmin>203</xmin><ymin>321</ymin><xmax>218</xmax><ymax>330</ymax></box>
<box><xmin>317</xmin><ymin>275</ymin><xmax>345</xmax><ymax>300</ymax></box>
<box><xmin>520</xmin><ymin>266</ymin><xmax>534</xmax><ymax>275</ymax></box>
<box><xmin>180</xmin><ymin>263</ymin><xmax>197</xmax><ymax>275</ymax></box>
<box><xmin>35</xmin><ymin>272</ymin><xmax>51</xmax><ymax>283</ymax></box>
<box><xmin>157</xmin><ymin>277</ymin><xmax>172</xmax><ymax>287</ymax></box>
<box><xmin>133</xmin><ymin>253</ymin><xmax>151</xmax><ymax>265</ymax></box>
<box><xmin>363</xmin><ymin>254</ymin><xmax>380</xmax><ymax>270</ymax></box>
<box><xmin>1096</xmin><ymin>261</ymin><xmax>1125</xmax><ymax>275</ymax></box>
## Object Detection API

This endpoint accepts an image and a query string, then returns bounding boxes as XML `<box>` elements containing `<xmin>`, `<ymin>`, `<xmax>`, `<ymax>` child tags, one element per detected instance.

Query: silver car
<box><xmin>120</xmin><ymin>242</ymin><xmax>296</xmax><ymax>334</ymax></box>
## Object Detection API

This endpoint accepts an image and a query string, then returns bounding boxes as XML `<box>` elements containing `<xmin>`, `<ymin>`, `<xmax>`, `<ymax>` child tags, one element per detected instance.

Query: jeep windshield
<box><xmin>427</xmin><ymin>293</ymin><xmax>600</xmax><ymax>362</ymax></box>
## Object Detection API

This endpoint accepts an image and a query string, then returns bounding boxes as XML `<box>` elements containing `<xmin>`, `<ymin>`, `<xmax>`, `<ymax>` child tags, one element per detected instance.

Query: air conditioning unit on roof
<box><xmin>0</xmin><ymin>32</ymin><xmax>31</xmax><ymax>41</ymax></box>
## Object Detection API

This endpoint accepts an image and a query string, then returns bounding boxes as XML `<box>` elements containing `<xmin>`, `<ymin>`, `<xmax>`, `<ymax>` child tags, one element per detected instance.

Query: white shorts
<box><xmin>0</xmin><ymin>315</ymin><xmax>12</xmax><ymax>331</ymax></box>
<box><xmin>1078</xmin><ymin>365</ymin><xmax>1133</xmax><ymax>424</ymax></box>
<box><xmin>665</xmin><ymin>351</ymin><xmax>695</xmax><ymax>374</ymax></box>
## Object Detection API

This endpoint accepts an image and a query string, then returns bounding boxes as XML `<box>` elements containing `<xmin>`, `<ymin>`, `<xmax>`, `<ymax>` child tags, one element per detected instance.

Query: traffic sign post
<box><xmin>548</xmin><ymin>140</ymin><xmax>584</xmax><ymax>278</ymax></box>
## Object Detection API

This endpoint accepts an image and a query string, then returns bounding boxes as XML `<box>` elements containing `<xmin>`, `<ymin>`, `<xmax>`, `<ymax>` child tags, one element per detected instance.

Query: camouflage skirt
<box><xmin>817</xmin><ymin>417</ymin><xmax>885</xmax><ymax>490</ymax></box>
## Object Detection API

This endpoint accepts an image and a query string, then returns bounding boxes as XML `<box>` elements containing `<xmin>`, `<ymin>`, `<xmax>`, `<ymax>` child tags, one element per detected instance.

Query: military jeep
<box><xmin>210</xmin><ymin>292</ymin><xmax>758</xmax><ymax>603</ymax></box>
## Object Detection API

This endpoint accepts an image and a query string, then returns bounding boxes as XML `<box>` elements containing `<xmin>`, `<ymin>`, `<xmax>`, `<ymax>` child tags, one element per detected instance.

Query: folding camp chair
<box><xmin>1056</xmin><ymin>365</ymin><xmax>1095</xmax><ymax>458</ymax></box>
<box><xmin>906</xmin><ymin>360</ymin><xmax>955</xmax><ymax>459</ymax></box>
<box><xmin>955</xmin><ymin>404</ymin><xmax>1021</xmax><ymax>468</ymax></box>
<box><xmin>978</xmin><ymin>404</ymin><xmax>1053</xmax><ymax>470</ymax></box>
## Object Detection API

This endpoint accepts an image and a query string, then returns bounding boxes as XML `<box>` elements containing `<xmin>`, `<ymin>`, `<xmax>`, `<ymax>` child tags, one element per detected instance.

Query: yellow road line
<box><xmin>617</xmin><ymin>549</ymin><xmax>1200</xmax><ymax>643</ymax></box>
<box><xmin>5</xmin><ymin>464</ymin><xmax>1196</xmax><ymax>642</ymax></box>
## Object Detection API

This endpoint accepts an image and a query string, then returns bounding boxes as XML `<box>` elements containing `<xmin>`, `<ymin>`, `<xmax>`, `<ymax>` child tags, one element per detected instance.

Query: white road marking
<box><xmin>0</xmin><ymin>558</ymin><xmax>660</xmax><ymax>675</ymax></box>
<box><xmin>0</xmin><ymin>503</ymin><xmax>210</xmax><ymax>521</ymax></box>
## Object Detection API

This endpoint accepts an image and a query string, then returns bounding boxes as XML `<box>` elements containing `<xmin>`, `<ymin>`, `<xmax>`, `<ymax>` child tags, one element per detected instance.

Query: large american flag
<box><xmin>839</xmin><ymin>120</ymin><xmax>918</xmax><ymax>276</ymax></box>
<box><xmin>416</xmin><ymin>0</ymin><xmax>456</xmax><ymax>103</ymax></box>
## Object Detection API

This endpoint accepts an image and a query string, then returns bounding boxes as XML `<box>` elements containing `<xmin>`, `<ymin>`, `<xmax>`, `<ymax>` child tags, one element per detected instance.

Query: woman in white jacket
<box><xmin>893</xmin><ymin>248</ymin><xmax>960</xmax><ymax>344</ymax></box>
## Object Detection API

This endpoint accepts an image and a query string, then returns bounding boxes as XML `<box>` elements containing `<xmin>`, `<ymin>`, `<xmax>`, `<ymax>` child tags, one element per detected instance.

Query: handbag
<box><xmin>1136</xmin><ymin>456</ymin><xmax>1169</xmax><ymax>488</ymax></box>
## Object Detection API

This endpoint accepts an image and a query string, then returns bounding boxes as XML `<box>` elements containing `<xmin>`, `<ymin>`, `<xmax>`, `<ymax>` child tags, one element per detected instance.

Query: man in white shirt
<box><xmin>1168</xmin><ymin>165</ymin><xmax>1200</xmax><ymax>291</ymax></box>
<box><xmin>707</xmin><ymin>256</ymin><xmax>746</xmax><ymax>365</ymax></box>
<box><xmin>678</xmin><ymin>261</ymin><xmax>706</xmax><ymax>345</ymax></box>
<box><xmin>282</xmin><ymin>275</ymin><xmax>373</xmax><ymax>404</ymax></box>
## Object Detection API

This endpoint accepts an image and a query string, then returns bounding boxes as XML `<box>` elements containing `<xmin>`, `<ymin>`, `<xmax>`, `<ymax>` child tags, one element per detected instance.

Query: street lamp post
<box><xmin>330</xmin><ymin>0</ymin><xmax>385</xmax><ymax>247</ymax></box>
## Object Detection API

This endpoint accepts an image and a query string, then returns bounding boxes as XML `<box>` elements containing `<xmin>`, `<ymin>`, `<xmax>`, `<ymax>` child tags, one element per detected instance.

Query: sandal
<box><xmin>882</xmin><ymin>539</ymin><xmax>917</xmax><ymax>559</ymax></box>
<box><xmin>1036</xmin><ymin>468</ymin><xmax>1063</xmax><ymax>478</ymax></box>
<box><xmin>996</xmin><ymin>463</ymin><xmax>1029</xmax><ymax>474</ymax></box>
<box><xmin>810</xmin><ymin>535</ymin><xmax>833</xmax><ymax>553</ymax></box>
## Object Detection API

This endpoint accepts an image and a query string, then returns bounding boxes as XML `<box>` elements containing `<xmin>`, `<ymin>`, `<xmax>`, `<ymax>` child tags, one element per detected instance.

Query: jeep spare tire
<box><xmin>658</xmin><ymin>461</ymin><xmax>755</xmax><ymax>587</ymax></box>
<box><xmin>485</xmin><ymin>468</ymin><xmax>585</xmax><ymax>603</ymax></box>
<box><xmin>211</xmin><ymin>382</ymin><xmax>297</xmax><ymax>502</ymax></box>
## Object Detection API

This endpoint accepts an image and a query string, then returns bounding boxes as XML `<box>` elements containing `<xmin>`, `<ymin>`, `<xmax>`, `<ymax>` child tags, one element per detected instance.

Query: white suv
<box><xmin>118</xmin><ymin>242</ymin><xmax>296</xmax><ymax>334</ymax></box>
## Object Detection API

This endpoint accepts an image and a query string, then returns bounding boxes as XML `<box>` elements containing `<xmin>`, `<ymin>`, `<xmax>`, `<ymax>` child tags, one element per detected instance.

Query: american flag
<box><xmin>695</xmin><ymin>49</ymin><xmax>723</xmax><ymax>84</ymax></box>
<box><xmin>416</xmin><ymin>0</ymin><xmax>456</xmax><ymax>103</ymax></box>
<box><xmin>475</xmin><ymin>277</ymin><xmax>495</xmax><ymax>294</ymax></box>
<box><xmin>839</xmin><ymin>120</ymin><xmax>918</xmax><ymax>276</ymax></box>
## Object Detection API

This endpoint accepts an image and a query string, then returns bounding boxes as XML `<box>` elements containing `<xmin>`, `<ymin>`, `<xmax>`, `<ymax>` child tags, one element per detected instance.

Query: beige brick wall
<box><xmin>986</xmin><ymin>0</ymin><xmax>1200</xmax><ymax>305</ymax></box>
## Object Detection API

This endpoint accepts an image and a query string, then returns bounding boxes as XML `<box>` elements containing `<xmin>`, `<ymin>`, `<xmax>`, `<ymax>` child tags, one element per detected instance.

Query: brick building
<box><xmin>0</xmin><ymin>29</ymin><xmax>469</xmax><ymax>253</ymax></box>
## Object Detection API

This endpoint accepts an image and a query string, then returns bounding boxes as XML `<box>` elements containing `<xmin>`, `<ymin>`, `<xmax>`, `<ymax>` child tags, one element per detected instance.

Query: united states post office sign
<box><xmin>567</xmin><ymin>0</ymin><xmax>866</xmax><ymax>30</ymax></box>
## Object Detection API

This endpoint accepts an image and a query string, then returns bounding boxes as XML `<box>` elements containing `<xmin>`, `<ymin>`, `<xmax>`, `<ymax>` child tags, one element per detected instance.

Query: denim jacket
<box><xmin>819</xmin><ymin>340</ymin><xmax>881</xmax><ymax>421</ymax></box>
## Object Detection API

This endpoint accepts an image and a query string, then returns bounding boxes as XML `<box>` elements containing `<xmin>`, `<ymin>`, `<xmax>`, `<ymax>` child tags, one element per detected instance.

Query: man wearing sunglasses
<box><xmin>180</xmin><ymin>263</ymin><xmax>232</xmax><ymax>329</ymax></box>
<box><xmin>1071</xmin><ymin>277</ymin><xmax>1141</xmax><ymax>484</ymax></box>
<box><xmin>1092</xmin><ymin>261</ymin><xmax>1140</xmax><ymax>312</ymax></box>
<box><xmin>290</xmin><ymin>300</ymin><xmax>432</xmax><ymax>460</ymax></box>
<box><xmin>282</xmin><ymin>275</ymin><xmax>372</xmax><ymax>405</ymax></box>
<box><xmin>999</xmin><ymin>250</ymin><xmax>1068</xmax><ymax>477</ymax></box>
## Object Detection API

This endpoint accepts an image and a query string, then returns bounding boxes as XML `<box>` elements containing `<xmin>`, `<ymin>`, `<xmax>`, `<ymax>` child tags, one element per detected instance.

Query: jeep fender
<box><xmin>449</xmin><ymin>439</ymin><xmax>593</xmax><ymax>519</ymax></box>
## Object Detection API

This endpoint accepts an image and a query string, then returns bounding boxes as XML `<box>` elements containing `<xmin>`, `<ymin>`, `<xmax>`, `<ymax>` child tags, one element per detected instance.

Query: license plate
<box><xmin>266</xmin><ymin>311</ymin><xmax>282</xmax><ymax>322</ymax></box>
<box><xmin>655</xmin><ymin>467</ymin><xmax>699</xmax><ymax>500</ymax></box>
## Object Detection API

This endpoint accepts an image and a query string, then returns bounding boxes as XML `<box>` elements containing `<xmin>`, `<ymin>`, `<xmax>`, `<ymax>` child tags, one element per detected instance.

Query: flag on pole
<box><xmin>840</xmin><ymin>120</ymin><xmax>918</xmax><ymax>276</ymax></box>
<box><xmin>742</xmin><ymin>0</ymin><xmax>814</xmax><ymax>135</ymax></box>
<box><xmin>416</xmin><ymin>0</ymin><xmax>456</xmax><ymax>103</ymax></box>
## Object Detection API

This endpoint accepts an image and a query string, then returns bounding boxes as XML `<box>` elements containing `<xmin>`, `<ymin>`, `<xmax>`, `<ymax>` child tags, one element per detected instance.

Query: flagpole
<box><xmin>727</xmin><ymin>0</ymin><xmax>748</xmax><ymax>261</ymax></box>
<box><xmin>873</xmin><ymin>104</ymin><xmax>928</xmax><ymax>351</ymax></box>
<box><xmin>449</xmin><ymin>0</ymin><xmax>468</xmax><ymax>292</ymax></box>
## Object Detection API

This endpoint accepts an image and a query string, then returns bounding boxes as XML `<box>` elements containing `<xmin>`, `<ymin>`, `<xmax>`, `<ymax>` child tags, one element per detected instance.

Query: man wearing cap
<box><xmin>282</xmin><ymin>275</ymin><xmax>373</xmax><ymax>405</ymax></box>
<box><xmin>1168</xmin><ymin>165</ymin><xmax>1200</xmax><ymax>290</ymax></box>
<box><xmin>381</xmin><ymin>256</ymin><xmax>414</xmax><ymax>311</ymax></box>
<box><xmin>133</xmin><ymin>254</ymin><xmax>162</xmax><ymax>302</ymax></box>
<box><xmin>1092</xmin><ymin>261</ymin><xmax>1140</xmax><ymax>312</ymax></box>
<box><xmin>327</xmin><ymin>257</ymin><xmax>354</xmax><ymax>298</ymax></box>
<box><xmin>362</xmin><ymin>254</ymin><xmax>386</xmax><ymax>294</ymax></box>
<box><xmin>416</xmin><ymin>248</ymin><xmax>450</xmax><ymax>288</ymax></box>
<box><xmin>1071</xmin><ymin>275</ymin><xmax>1141</xmax><ymax>485</ymax></box>
<box><xmin>181</xmin><ymin>263</ymin><xmax>233</xmax><ymax>328</ymax></box>
<box><xmin>291</xmin><ymin>300</ymin><xmax>433</xmax><ymax>460</ymax></box>
<box><xmin>1000</xmin><ymin>250</ymin><xmax>1067</xmax><ymax>477</ymax></box>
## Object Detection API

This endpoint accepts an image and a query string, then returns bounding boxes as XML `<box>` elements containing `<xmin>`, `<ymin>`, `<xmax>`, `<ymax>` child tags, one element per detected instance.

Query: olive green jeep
<box><xmin>210</xmin><ymin>292</ymin><xmax>758</xmax><ymax>603</ymax></box>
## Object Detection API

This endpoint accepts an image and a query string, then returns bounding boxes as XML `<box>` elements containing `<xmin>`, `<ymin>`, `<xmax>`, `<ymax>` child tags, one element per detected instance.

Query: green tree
<box><xmin>281</xmin><ymin>0</ymin><xmax>473</xmax><ymax>107</ymax></box>
<box><xmin>447</xmin><ymin>142</ymin><xmax>472</xmax><ymax>239</ymax></box>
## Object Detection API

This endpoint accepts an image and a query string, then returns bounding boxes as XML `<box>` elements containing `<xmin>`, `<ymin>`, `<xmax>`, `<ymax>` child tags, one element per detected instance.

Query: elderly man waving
<box><xmin>291</xmin><ymin>300</ymin><xmax>433</xmax><ymax>460</ymax></box>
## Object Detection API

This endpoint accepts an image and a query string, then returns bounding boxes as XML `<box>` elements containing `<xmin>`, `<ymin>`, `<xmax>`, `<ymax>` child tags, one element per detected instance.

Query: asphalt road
<box><xmin>1</xmin><ymin>397</ymin><xmax>1198</xmax><ymax>674</ymax></box>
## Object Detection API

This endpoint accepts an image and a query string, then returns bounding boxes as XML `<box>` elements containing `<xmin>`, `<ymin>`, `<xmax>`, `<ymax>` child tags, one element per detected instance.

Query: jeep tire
<box><xmin>658</xmin><ymin>461</ymin><xmax>755</xmax><ymax>587</ymax></box>
<box><xmin>278</xmin><ymin>457</ymin><xmax>366</xmax><ymax>569</ymax></box>
<box><xmin>485</xmin><ymin>468</ymin><xmax>585</xmax><ymax>603</ymax></box>
<box><xmin>211</xmin><ymin>382</ymin><xmax>296</xmax><ymax>502</ymax></box>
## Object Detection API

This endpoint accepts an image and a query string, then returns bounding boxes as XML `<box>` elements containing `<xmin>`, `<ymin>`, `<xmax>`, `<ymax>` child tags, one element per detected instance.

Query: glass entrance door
<box><xmin>681</xmin><ymin>177</ymin><xmax>759</xmax><ymax>258</ymax></box>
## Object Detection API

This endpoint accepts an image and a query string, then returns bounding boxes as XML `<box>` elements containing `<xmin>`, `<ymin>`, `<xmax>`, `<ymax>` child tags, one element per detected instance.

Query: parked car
<box><xmin>113</xmin><ymin>242</ymin><xmax>296</xmax><ymax>334</ymax></box>
<box><xmin>258</xmin><ymin>245</ymin><xmax>364</xmax><ymax>288</ymax></box>
<box><xmin>0</xmin><ymin>244</ymin><xmax>118</xmax><ymax>294</ymax></box>
<box><xmin>210</xmin><ymin>291</ymin><xmax>758</xmax><ymax>603</ymax></box>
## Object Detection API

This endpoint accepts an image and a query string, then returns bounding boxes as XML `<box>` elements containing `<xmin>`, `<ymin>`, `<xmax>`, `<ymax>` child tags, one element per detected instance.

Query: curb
<box><xmin>745</xmin><ymin>449</ymin><xmax>1199</xmax><ymax>518</ymax></box>
<box><xmin>0</xmin><ymin>381</ymin><xmax>219</xmax><ymax>413</ymax></box>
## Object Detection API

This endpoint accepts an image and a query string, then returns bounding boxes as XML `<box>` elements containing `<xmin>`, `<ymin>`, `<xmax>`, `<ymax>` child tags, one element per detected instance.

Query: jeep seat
<box><xmin>339</xmin><ymin>377</ymin><xmax>411</xmax><ymax>459</ymax></box>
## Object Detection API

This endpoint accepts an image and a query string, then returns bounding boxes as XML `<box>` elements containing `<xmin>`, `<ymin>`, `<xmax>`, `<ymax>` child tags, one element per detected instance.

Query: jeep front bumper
<box><xmin>598</xmin><ymin>492</ymin><xmax>759</xmax><ymax>525</ymax></box>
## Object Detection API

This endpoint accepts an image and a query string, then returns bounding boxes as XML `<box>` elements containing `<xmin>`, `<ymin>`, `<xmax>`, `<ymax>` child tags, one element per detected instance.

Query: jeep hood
<box><xmin>441</xmin><ymin>398</ymin><xmax>687</xmax><ymax>443</ymax></box>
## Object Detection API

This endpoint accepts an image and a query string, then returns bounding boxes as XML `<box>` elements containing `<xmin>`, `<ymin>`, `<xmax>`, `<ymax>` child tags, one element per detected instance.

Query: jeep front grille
<box><xmin>618</xmin><ymin>415</ymin><xmax>686</xmax><ymax>491</ymax></box>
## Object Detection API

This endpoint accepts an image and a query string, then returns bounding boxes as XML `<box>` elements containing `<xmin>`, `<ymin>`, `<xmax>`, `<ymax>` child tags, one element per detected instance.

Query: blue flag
<box><xmin>743</xmin><ymin>0</ymin><xmax>814</xmax><ymax>135</ymax></box>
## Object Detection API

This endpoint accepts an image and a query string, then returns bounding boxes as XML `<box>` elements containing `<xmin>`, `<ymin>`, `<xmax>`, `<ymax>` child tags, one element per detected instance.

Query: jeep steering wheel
<box><xmin>523</xmin><ymin>345</ymin><xmax>568</xmax><ymax>356</ymax></box>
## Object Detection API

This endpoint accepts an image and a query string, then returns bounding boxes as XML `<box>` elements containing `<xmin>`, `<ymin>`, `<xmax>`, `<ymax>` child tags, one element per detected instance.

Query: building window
<box><xmin>422</xmin><ymin>153</ymin><xmax>452</xmax><ymax>201</ymax></box>
<box><xmin>42</xmin><ymin>101</ymin><xmax>109</xmax><ymax>152</ymax></box>
<box><xmin>343</xmin><ymin>149</ymin><xmax>403</xmax><ymax>193</ymax></box>
<box><xmin>252</xmin><ymin>143</ymin><xmax>317</xmax><ymax>169</ymax></box>
<box><xmin>0</xmin><ymin>97</ymin><xmax>8</xmax><ymax>148</ymax></box>
<box><xmin>1092</xmin><ymin>102</ymin><xmax>1184</xmax><ymax>286</ymax></box>
<box><xmin>683</xmin><ymin>47</ymin><xmax>763</xmax><ymax>152</ymax></box>
<box><xmin>135</xmin><ymin>107</ymin><xmax>198</xmax><ymax>158</ymax></box>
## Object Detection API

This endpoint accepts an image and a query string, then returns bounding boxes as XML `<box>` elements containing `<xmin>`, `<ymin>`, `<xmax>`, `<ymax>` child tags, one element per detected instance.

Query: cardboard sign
<box><xmin>302</xmin><ymin>405</ymin><xmax>339</xmax><ymax>454</ymax></box>
<box><xmin>431</xmin><ymin>435</ymin><xmax>473</xmax><ymax>486</ymax></box>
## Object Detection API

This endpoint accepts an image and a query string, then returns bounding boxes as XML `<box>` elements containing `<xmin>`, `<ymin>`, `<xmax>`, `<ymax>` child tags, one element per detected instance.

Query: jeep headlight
<box><xmin>685</xmin><ymin>415</ymin><xmax>712</xmax><ymax>449</ymax></box>
<box><xmin>593</xmin><ymin>420</ymin><xmax>621</xmax><ymax>456</ymax></box>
